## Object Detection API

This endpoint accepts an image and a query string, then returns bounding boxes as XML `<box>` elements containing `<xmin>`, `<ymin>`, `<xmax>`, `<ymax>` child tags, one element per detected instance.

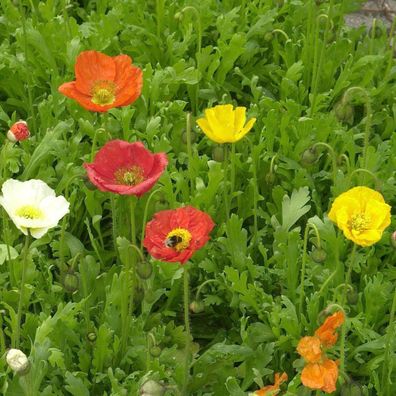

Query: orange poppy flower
<box><xmin>315</xmin><ymin>311</ymin><xmax>345</xmax><ymax>347</ymax></box>
<box><xmin>59</xmin><ymin>50</ymin><xmax>143</xmax><ymax>112</ymax></box>
<box><xmin>254</xmin><ymin>373</ymin><xmax>288</xmax><ymax>396</ymax></box>
<box><xmin>301</xmin><ymin>359</ymin><xmax>338</xmax><ymax>393</ymax></box>
<box><xmin>296</xmin><ymin>336</ymin><xmax>322</xmax><ymax>363</ymax></box>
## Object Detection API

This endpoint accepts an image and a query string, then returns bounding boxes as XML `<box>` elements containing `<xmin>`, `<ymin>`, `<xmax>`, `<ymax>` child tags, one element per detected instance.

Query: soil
<box><xmin>345</xmin><ymin>0</ymin><xmax>396</xmax><ymax>28</ymax></box>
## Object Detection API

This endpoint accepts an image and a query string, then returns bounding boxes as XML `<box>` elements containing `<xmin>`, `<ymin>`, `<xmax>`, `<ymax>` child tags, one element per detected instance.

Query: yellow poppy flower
<box><xmin>196</xmin><ymin>104</ymin><xmax>256</xmax><ymax>143</ymax></box>
<box><xmin>328</xmin><ymin>186</ymin><xmax>391</xmax><ymax>247</ymax></box>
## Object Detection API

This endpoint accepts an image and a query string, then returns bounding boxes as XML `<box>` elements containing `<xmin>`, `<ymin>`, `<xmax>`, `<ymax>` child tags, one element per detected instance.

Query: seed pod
<box><xmin>136</xmin><ymin>260</ymin><xmax>153</xmax><ymax>280</ymax></box>
<box><xmin>311</xmin><ymin>247</ymin><xmax>327</xmax><ymax>263</ymax></box>
<box><xmin>212</xmin><ymin>145</ymin><xmax>225</xmax><ymax>162</ymax></box>
<box><xmin>7</xmin><ymin>120</ymin><xmax>30</xmax><ymax>142</ymax></box>
<box><xmin>63</xmin><ymin>270</ymin><xmax>79</xmax><ymax>293</ymax></box>
<box><xmin>149</xmin><ymin>345</ymin><xmax>162</xmax><ymax>358</ymax></box>
<box><xmin>334</xmin><ymin>101</ymin><xmax>354</xmax><ymax>125</ymax></box>
<box><xmin>301</xmin><ymin>147</ymin><xmax>318</xmax><ymax>167</ymax></box>
<box><xmin>189</xmin><ymin>300</ymin><xmax>205</xmax><ymax>313</ymax></box>
<box><xmin>6</xmin><ymin>349</ymin><xmax>30</xmax><ymax>375</ymax></box>
<box><xmin>140</xmin><ymin>380</ymin><xmax>166</xmax><ymax>396</ymax></box>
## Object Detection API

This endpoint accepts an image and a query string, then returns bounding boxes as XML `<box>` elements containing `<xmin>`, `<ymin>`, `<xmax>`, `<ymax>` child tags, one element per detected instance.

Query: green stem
<box><xmin>15</xmin><ymin>232</ymin><xmax>31</xmax><ymax>348</ymax></box>
<box><xmin>299</xmin><ymin>223</ymin><xmax>313</xmax><ymax>318</ymax></box>
<box><xmin>182</xmin><ymin>265</ymin><xmax>191</xmax><ymax>396</ymax></box>
<box><xmin>129</xmin><ymin>197</ymin><xmax>137</xmax><ymax>316</ymax></box>
<box><xmin>195</xmin><ymin>279</ymin><xmax>219</xmax><ymax>301</ymax></box>
<box><xmin>223</xmin><ymin>146</ymin><xmax>230</xmax><ymax>219</ymax></box>
<box><xmin>381</xmin><ymin>285</ymin><xmax>396</xmax><ymax>395</ymax></box>
<box><xmin>230</xmin><ymin>143</ymin><xmax>236</xmax><ymax>212</ymax></box>
<box><xmin>312</xmin><ymin>142</ymin><xmax>337</xmax><ymax>183</ymax></box>
<box><xmin>140</xmin><ymin>189</ymin><xmax>161</xmax><ymax>250</ymax></box>
<box><xmin>110</xmin><ymin>194</ymin><xmax>118</xmax><ymax>260</ymax></box>
<box><xmin>186</xmin><ymin>113</ymin><xmax>194</xmax><ymax>197</ymax></box>
<box><xmin>349</xmin><ymin>168</ymin><xmax>380</xmax><ymax>189</ymax></box>
<box><xmin>318</xmin><ymin>269</ymin><xmax>338</xmax><ymax>295</ymax></box>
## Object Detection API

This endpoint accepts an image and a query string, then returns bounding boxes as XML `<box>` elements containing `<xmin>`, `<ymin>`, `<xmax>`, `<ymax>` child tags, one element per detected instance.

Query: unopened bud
<box><xmin>189</xmin><ymin>300</ymin><xmax>205</xmax><ymax>313</ymax></box>
<box><xmin>265</xmin><ymin>172</ymin><xmax>276</xmax><ymax>185</ymax></box>
<box><xmin>174</xmin><ymin>12</ymin><xmax>183</xmax><ymax>21</ymax></box>
<box><xmin>137</xmin><ymin>260</ymin><xmax>153</xmax><ymax>280</ymax></box>
<box><xmin>311</xmin><ymin>247</ymin><xmax>327</xmax><ymax>263</ymax></box>
<box><xmin>87</xmin><ymin>332</ymin><xmax>97</xmax><ymax>342</ymax></box>
<box><xmin>347</xmin><ymin>287</ymin><xmax>359</xmax><ymax>305</ymax></box>
<box><xmin>63</xmin><ymin>270</ymin><xmax>79</xmax><ymax>293</ymax></box>
<box><xmin>7</xmin><ymin>120</ymin><xmax>30</xmax><ymax>142</ymax></box>
<box><xmin>212</xmin><ymin>146</ymin><xmax>225</xmax><ymax>162</ymax></box>
<box><xmin>149</xmin><ymin>346</ymin><xmax>162</xmax><ymax>357</ymax></box>
<box><xmin>301</xmin><ymin>147</ymin><xmax>318</xmax><ymax>167</ymax></box>
<box><xmin>334</xmin><ymin>101</ymin><xmax>354</xmax><ymax>125</ymax></box>
<box><xmin>140</xmin><ymin>380</ymin><xmax>166</xmax><ymax>396</ymax></box>
<box><xmin>182</xmin><ymin>130</ymin><xmax>197</xmax><ymax>144</ymax></box>
<box><xmin>264</xmin><ymin>32</ymin><xmax>273</xmax><ymax>41</ymax></box>
<box><xmin>6</xmin><ymin>349</ymin><xmax>30</xmax><ymax>375</ymax></box>
<box><xmin>390</xmin><ymin>231</ymin><xmax>396</xmax><ymax>249</ymax></box>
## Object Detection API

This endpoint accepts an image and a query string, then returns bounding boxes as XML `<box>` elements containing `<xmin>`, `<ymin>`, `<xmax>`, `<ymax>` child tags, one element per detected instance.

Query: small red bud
<box><xmin>7</xmin><ymin>121</ymin><xmax>30</xmax><ymax>142</ymax></box>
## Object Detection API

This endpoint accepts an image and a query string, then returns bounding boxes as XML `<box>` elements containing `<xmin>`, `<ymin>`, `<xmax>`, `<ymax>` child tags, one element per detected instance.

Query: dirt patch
<box><xmin>345</xmin><ymin>0</ymin><xmax>396</xmax><ymax>28</ymax></box>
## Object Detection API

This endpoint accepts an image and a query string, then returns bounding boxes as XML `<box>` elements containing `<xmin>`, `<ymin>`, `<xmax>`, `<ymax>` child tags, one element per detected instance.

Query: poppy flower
<box><xmin>296</xmin><ymin>311</ymin><xmax>344</xmax><ymax>394</ymax></box>
<box><xmin>84</xmin><ymin>140</ymin><xmax>168</xmax><ymax>196</ymax></box>
<box><xmin>7</xmin><ymin>120</ymin><xmax>30</xmax><ymax>142</ymax></box>
<box><xmin>58</xmin><ymin>50</ymin><xmax>143</xmax><ymax>112</ymax></box>
<box><xmin>0</xmin><ymin>179</ymin><xmax>70</xmax><ymax>239</ymax></box>
<box><xmin>251</xmin><ymin>372</ymin><xmax>288</xmax><ymax>396</ymax></box>
<box><xmin>143</xmin><ymin>206</ymin><xmax>214</xmax><ymax>264</ymax></box>
<box><xmin>328</xmin><ymin>186</ymin><xmax>391</xmax><ymax>247</ymax></box>
<box><xmin>196</xmin><ymin>104</ymin><xmax>256</xmax><ymax>143</ymax></box>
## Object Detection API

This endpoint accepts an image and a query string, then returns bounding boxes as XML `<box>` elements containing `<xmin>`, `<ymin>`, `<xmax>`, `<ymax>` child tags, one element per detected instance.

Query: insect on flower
<box><xmin>143</xmin><ymin>206</ymin><xmax>214</xmax><ymax>264</ymax></box>
<box><xmin>84</xmin><ymin>140</ymin><xmax>168</xmax><ymax>196</ymax></box>
<box><xmin>58</xmin><ymin>50</ymin><xmax>143</xmax><ymax>112</ymax></box>
<box><xmin>0</xmin><ymin>179</ymin><xmax>70</xmax><ymax>239</ymax></box>
<box><xmin>196</xmin><ymin>104</ymin><xmax>256</xmax><ymax>143</ymax></box>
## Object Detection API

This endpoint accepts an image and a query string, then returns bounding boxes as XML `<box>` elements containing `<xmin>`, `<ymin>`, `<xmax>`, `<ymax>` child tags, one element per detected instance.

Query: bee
<box><xmin>165</xmin><ymin>235</ymin><xmax>182</xmax><ymax>248</ymax></box>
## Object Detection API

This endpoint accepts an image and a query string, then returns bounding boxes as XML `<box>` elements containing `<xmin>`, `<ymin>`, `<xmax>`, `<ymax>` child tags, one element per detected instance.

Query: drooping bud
<box><xmin>265</xmin><ymin>171</ymin><xmax>276</xmax><ymax>185</ymax></box>
<box><xmin>63</xmin><ymin>269</ymin><xmax>79</xmax><ymax>293</ymax></box>
<box><xmin>7</xmin><ymin>120</ymin><xmax>30</xmax><ymax>142</ymax></box>
<box><xmin>301</xmin><ymin>147</ymin><xmax>318</xmax><ymax>167</ymax></box>
<box><xmin>264</xmin><ymin>32</ymin><xmax>273</xmax><ymax>42</ymax></box>
<box><xmin>334</xmin><ymin>101</ymin><xmax>354</xmax><ymax>125</ymax></box>
<box><xmin>87</xmin><ymin>332</ymin><xmax>97</xmax><ymax>342</ymax></box>
<box><xmin>149</xmin><ymin>345</ymin><xmax>162</xmax><ymax>357</ymax></box>
<box><xmin>189</xmin><ymin>300</ymin><xmax>205</xmax><ymax>313</ymax></box>
<box><xmin>136</xmin><ymin>259</ymin><xmax>153</xmax><ymax>280</ymax></box>
<box><xmin>311</xmin><ymin>247</ymin><xmax>327</xmax><ymax>263</ymax></box>
<box><xmin>390</xmin><ymin>231</ymin><xmax>396</xmax><ymax>249</ymax></box>
<box><xmin>140</xmin><ymin>380</ymin><xmax>166</xmax><ymax>396</ymax></box>
<box><xmin>212</xmin><ymin>146</ymin><xmax>225</xmax><ymax>162</ymax></box>
<box><xmin>6</xmin><ymin>349</ymin><xmax>30</xmax><ymax>375</ymax></box>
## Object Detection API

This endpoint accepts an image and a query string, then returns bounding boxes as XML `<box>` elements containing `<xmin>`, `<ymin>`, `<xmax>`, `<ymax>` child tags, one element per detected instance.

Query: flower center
<box><xmin>114</xmin><ymin>166</ymin><xmax>145</xmax><ymax>186</ymax></box>
<box><xmin>165</xmin><ymin>228</ymin><xmax>192</xmax><ymax>252</ymax></box>
<box><xmin>350</xmin><ymin>213</ymin><xmax>370</xmax><ymax>233</ymax></box>
<box><xmin>16</xmin><ymin>205</ymin><xmax>44</xmax><ymax>220</ymax></box>
<box><xmin>91</xmin><ymin>81</ymin><xmax>116</xmax><ymax>106</ymax></box>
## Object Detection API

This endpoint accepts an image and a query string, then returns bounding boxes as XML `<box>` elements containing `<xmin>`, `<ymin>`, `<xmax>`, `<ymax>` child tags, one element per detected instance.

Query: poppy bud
<box><xmin>390</xmin><ymin>231</ymin><xmax>396</xmax><ymax>249</ymax></box>
<box><xmin>149</xmin><ymin>345</ymin><xmax>162</xmax><ymax>357</ymax></box>
<box><xmin>264</xmin><ymin>32</ymin><xmax>273</xmax><ymax>41</ymax></box>
<box><xmin>140</xmin><ymin>380</ymin><xmax>166</xmax><ymax>396</ymax></box>
<box><xmin>189</xmin><ymin>300</ymin><xmax>205</xmax><ymax>313</ymax></box>
<box><xmin>87</xmin><ymin>332</ymin><xmax>97</xmax><ymax>342</ymax></box>
<box><xmin>182</xmin><ymin>130</ymin><xmax>197</xmax><ymax>144</ymax></box>
<box><xmin>174</xmin><ymin>12</ymin><xmax>183</xmax><ymax>21</ymax></box>
<box><xmin>311</xmin><ymin>247</ymin><xmax>327</xmax><ymax>263</ymax></box>
<box><xmin>341</xmin><ymin>381</ymin><xmax>363</xmax><ymax>396</ymax></box>
<box><xmin>7</xmin><ymin>120</ymin><xmax>30</xmax><ymax>142</ymax></box>
<box><xmin>136</xmin><ymin>259</ymin><xmax>153</xmax><ymax>280</ymax></box>
<box><xmin>212</xmin><ymin>146</ymin><xmax>225</xmax><ymax>162</ymax></box>
<box><xmin>63</xmin><ymin>270</ymin><xmax>79</xmax><ymax>293</ymax></box>
<box><xmin>334</xmin><ymin>101</ymin><xmax>354</xmax><ymax>125</ymax></box>
<box><xmin>347</xmin><ymin>287</ymin><xmax>359</xmax><ymax>305</ymax></box>
<box><xmin>265</xmin><ymin>171</ymin><xmax>276</xmax><ymax>185</ymax></box>
<box><xmin>6</xmin><ymin>349</ymin><xmax>30</xmax><ymax>375</ymax></box>
<box><xmin>301</xmin><ymin>147</ymin><xmax>318</xmax><ymax>167</ymax></box>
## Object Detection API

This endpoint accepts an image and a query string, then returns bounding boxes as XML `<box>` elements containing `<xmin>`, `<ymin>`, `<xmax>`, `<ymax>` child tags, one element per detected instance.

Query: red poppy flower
<box><xmin>7</xmin><ymin>120</ymin><xmax>30</xmax><ymax>142</ymax></box>
<box><xmin>59</xmin><ymin>50</ymin><xmax>143</xmax><ymax>112</ymax></box>
<box><xmin>84</xmin><ymin>140</ymin><xmax>168</xmax><ymax>196</ymax></box>
<box><xmin>143</xmin><ymin>206</ymin><xmax>215</xmax><ymax>264</ymax></box>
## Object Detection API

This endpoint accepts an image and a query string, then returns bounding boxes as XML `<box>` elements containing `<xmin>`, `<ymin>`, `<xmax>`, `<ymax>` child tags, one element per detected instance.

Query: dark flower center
<box><xmin>114</xmin><ymin>166</ymin><xmax>145</xmax><ymax>186</ymax></box>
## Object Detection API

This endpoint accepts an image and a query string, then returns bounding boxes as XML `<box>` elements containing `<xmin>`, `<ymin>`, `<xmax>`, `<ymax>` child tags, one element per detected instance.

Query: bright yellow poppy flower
<box><xmin>328</xmin><ymin>186</ymin><xmax>391</xmax><ymax>247</ymax></box>
<box><xmin>196</xmin><ymin>104</ymin><xmax>256</xmax><ymax>143</ymax></box>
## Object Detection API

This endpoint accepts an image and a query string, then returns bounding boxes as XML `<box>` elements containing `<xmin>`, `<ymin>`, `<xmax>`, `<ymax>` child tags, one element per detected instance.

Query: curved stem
<box><xmin>312</xmin><ymin>142</ymin><xmax>337</xmax><ymax>183</ymax></box>
<box><xmin>15</xmin><ymin>232</ymin><xmax>31</xmax><ymax>348</ymax></box>
<box><xmin>195</xmin><ymin>279</ymin><xmax>219</xmax><ymax>301</ymax></box>
<box><xmin>318</xmin><ymin>269</ymin><xmax>338</xmax><ymax>295</ymax></box>
<box><xmin>381</xmin><ymin>285</ymin><xmax>396</xmax><ymax>394</ymax></box>
<box><xmin>272</xmin><ymin>29</ymin><xmax>290</xmax><ymax>41</ymax></box>
<box><xmin>349</xmin><ymin>168</ymin><xmax>380</xmax><ymax>188</ymax></box>
<box><xmin>140</xmin><ymin>189</ymin><xmax>162</xmax><ymax>249</ymax></box>
<box><xmin>91</xmin><ymin>127</ymin><xmax>105</xmax><ymax>162</ymax></box>
<box><xmin>182</xmin><ymin>265</ymin><xmax>191</xmax><ymax>395</ymax></box>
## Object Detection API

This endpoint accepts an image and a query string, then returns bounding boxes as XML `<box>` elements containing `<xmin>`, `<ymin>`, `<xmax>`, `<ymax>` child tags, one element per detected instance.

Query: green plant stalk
<box><xmin>186</xmin><ymin>113</ymin><xmax>194</xmax><ymax>196</ymax></box>
<box><xmin>230</xmin><ymin>143</ymin><xmax>236</xmax><ymax>213</ymax></box>
<box><xmin>381</xmin><ymin>284</ymin><xmax>396</xmax><ymax>395</ymax></box>
<box><xmin>223</xmin><ymin>146</ymin><xmax>230</xmax><ymax>219</ymax></box>
<box><xmin>129</xmin><ymin>197</ymin><xmax>137</xmax><ymax>315</ymax></box>
<box><xmin>195</xmin><ymin>278</ymin><xmax>219</xmax><ymax>301</ymax></box>
<box><xmin>251</xmin><ymin>151</ymin><xmax>259</xmax><ymax>243</ymax></box>
<box><xmin>299</xmin><ymin>223</ymin><xmax>311</xmax><ymax>318</ymax></box>
<box><xmin>110</xmin><ymin>194</ymin><xmax>118</xmax><ymax>258</ymax></box>
<box><xmin>15</xmin><ymin>232</ymin><xmax>31</xmax><ymax>348</ymax></box>
<box><xmin>182</xmin><ymin>265</ymin><xmax>191</xmax><ymax>396</ymax></box>
<box><xmin>140</xmin><ymin>189</ymin><xmax>161</xmax><ymax>249</ymax></box>
<box><xmin>312</xmin><ymin>142</ymin><xmax>337</xmax><ymax>184</ymax></box>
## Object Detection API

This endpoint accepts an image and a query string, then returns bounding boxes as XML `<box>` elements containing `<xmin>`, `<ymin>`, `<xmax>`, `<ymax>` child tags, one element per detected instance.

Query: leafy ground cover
<box><xmin>0</xmin><ymin>0</ymin><xmax>395</xmax><ymax>395</ymax></box>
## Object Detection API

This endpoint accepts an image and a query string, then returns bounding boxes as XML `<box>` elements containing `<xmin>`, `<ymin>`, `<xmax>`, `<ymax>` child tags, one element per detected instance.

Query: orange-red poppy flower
<box><xmin>296</xmin><ymin>336</ymin><xmax>322</xmax><ymax>363</ymax></box>
<box><xmin>253</xmin><ymin>372</ymin><xmax>288</xmax><ymax>396</ymax></box>
<box><xmin>315</xmin><ymin>311</ymin><xmax>345</xmax><ymax>348</ymax></box>
<box><xmin>301</xmin><ymin>359</ymin><xmax>338</xmax><ymax>393</ymax></box>
<box><xmin>59</xmin><ymin>50</ymin><xmax>143</xmax><ymax>112</ymax></box>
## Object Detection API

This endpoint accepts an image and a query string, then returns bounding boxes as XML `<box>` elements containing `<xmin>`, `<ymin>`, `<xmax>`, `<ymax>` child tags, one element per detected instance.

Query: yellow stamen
<box><xmin>91</xmin><ymin>80</ymin><xmax>116</xmax><ymax>106</ymax></box>
<box><xmin>350</xmin><ymin>213</ymin><xmax>370</xmax><ymax>233</ymax></box>
<box><xmin>114</xmin><ymin>166</ymin><xmax>145</xmax><ymax>186</ymax></box>
<box><xmin>16</xmin><ymin>205</ymin><xmax>44</xmax><ymax>220</ymax></box>
<box><xmin>165</xmin><ymin>228</ymin><xmax>192</xmax><ymax>252</ymax></box>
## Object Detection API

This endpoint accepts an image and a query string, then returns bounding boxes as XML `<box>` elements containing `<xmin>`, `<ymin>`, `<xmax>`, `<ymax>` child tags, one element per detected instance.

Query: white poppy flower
<box><xmin>0</xmin><ymin>179</ymin><xmax>70</xmax><ymax>239</ymax></box>
<box><xmin>6</xmin><ymin>348</ymin><xmax>30</xmax><ymax>374</ymax></box>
